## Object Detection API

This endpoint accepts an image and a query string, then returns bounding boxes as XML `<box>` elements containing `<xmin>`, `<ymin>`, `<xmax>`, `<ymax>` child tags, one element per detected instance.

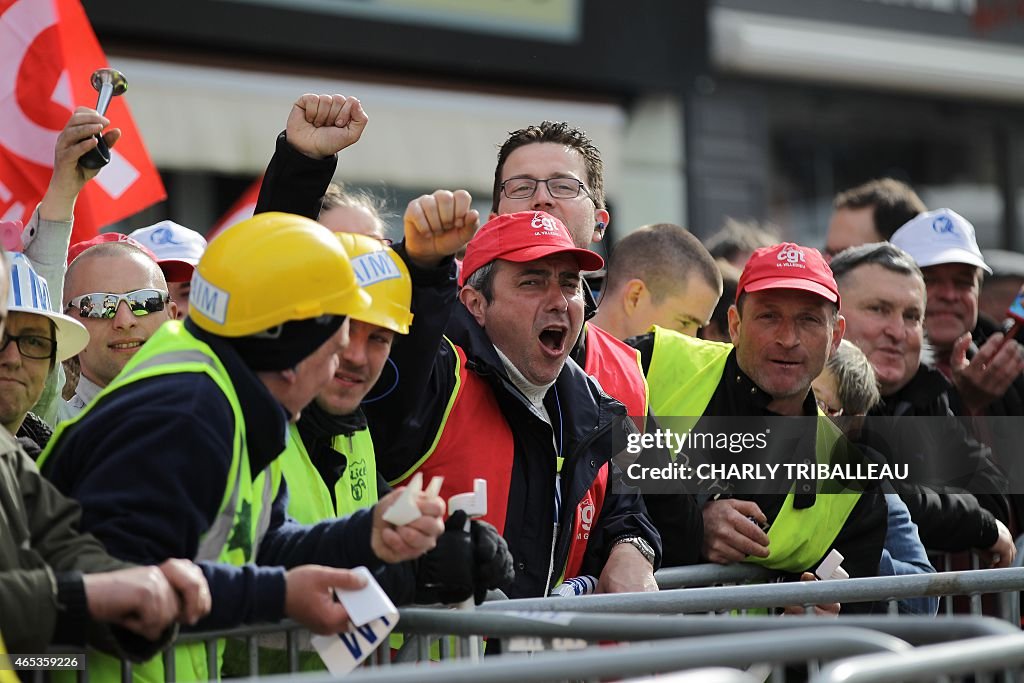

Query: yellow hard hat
<box><xmin>335</xmin><ymin>232</ymin><xmax>413</xmax><ymax>334</ymax></box>
<box><xmin>190</xmin><ymin>212</ymin><xmax>372</xmax><ymax>337</ymax></box>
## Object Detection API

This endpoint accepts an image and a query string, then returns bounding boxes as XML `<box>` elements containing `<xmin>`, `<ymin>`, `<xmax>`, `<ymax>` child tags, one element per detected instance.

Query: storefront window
<box><xmin>764</xmin><ymin>88</ymin><xmax>1005</xmax><ymax>249</ymax></box>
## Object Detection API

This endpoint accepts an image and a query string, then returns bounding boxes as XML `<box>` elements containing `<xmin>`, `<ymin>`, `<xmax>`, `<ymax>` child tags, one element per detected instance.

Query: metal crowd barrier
<box><xmin>36</xmin><ymin>567</ymin><xmax>1024</xmax><ymax>682</ymax></box>
<box><xmin>255</xmin><ymin>626</ymin><xmax>911</xmax><ymax>683</ymax></box>
<box><xmin>481</xmin><ymin>567</ymin><xmax>1024</xmax><ymax>622</ymax></box>
<box><xmin>391</xmin><ymin>612</ymin><xmax>1017</xmax><ymax>664</ymax></box>
<box><xmin>654</xmin><ymin>562</ymin><xmax>782</xmax><ymax>590</ymax></box>
<box><xmin>811</xmin><ymin>634</ymin><xmax>1024</xmax><ymax>683</ymax></box>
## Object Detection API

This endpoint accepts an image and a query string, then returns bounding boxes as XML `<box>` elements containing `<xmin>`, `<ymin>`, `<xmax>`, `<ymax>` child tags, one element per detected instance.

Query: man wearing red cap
<box><xmin>627</xmin><ymin>243</ymin><xmax>887</xmax><ymax>591</ymax></box>
<box><xmin>364</xmin><ymin>205</ymin><xmax>661</xmax><ymax>599</ymax></box>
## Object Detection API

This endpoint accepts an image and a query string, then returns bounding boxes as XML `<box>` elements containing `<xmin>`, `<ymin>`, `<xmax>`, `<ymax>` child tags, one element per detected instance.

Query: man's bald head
<box><xmin>64</xmin><ymin>242</ymin><xmax>168</xmax><ymax>305</ymax></box>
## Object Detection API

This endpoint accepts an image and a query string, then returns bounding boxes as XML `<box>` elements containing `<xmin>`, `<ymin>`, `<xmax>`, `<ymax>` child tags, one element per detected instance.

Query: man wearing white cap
<box><xmin>891</xmin><ymin>209</ymin><xmax>1024</xmax><ymax>416</ymax></box>
<box><xmin>0</xmin><ymin>253</ymin><xmax>89</xmax><ymax>451</ymax></box>
<box><xmin>130</xmin><ymin>221</ymin><xmax>208</xmax><ymax>320</ymax></box>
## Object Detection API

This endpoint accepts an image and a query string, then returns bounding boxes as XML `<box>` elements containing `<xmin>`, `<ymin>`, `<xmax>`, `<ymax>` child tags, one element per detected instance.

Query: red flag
<box><xmin>0</xmin><ymin>0</ymin><xmax>166</xmax><ymax>243</ymax></box>
<box><xmin>208</xmin><ymin>175</ymin><xmax>263</xmax><ymax>240</ymax></box>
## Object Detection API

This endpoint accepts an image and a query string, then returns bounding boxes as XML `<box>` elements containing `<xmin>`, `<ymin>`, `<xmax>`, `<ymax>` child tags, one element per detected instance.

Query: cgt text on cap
<box><xmin>890</xmin><ymin>208</ymin><xmax>991</xmax><ymax>274</ymax></box>
<box><xmin>737</xmin><ymin>242</ymin><xmax>840</xmax><ymax>306</ymax></box>
<box><xmin>460</xmin><ymin>211</ymin><xmax>604</xmax><ymax>286</ymax></box>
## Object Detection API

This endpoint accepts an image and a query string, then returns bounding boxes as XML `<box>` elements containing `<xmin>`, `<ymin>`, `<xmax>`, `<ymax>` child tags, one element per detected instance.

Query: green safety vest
<box><xmin>647</xmin><ymin>326</ymin><xmax>861</xmax><ymax>573</ymax></box>
<box><xmin>39</xmin><ymin>321</ymin><xmax>281</xmax><ymax>683</ymax></box>
<box><xmin>0</xmin><ymin>634</ymin><xmax>20</xmax><ymax>683</ymax></box>
<box><xmin>221</xmin><ymin>423</ymin><xmax>382</xmax><ymax>675</ymax></box>
<box><xmin>280</xmin><ymin>423</ymin><xmax>379</xmax><ymax>523</ymax></box>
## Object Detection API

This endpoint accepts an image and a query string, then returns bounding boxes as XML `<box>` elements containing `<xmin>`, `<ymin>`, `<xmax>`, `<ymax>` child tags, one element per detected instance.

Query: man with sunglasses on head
<box><xmin>58</xmin><ymin>241</ymin><xmax>177</xmax><ymax>420</ymax></box>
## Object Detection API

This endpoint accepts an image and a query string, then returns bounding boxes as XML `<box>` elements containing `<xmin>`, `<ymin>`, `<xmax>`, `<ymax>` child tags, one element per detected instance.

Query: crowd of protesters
<box><xmin>2</xmin><ymin>91</ymin><xmax>1023</xmax><ymax>676</ymax></box>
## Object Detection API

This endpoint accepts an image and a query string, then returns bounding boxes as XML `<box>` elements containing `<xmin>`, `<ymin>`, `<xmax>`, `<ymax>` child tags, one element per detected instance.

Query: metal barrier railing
<box><xmin>251</xmin><ymin>627</ymin><xmax>911</xmax><ymax>683</ymax></box>
<box><xmin>480</xmin><ymin>567</ymin><xmax>1024</xmax><ymax>621</ymax></box>
<box><xmin>654</xmin><ymin>563</ymin><xmax>782</xmax><ymax>590</ymax></box>
<box><xmin>620</xmin><ymin>668</ymin><xmax>765</xmax><ymax>683</ymax></box>
<box><xmin>395</xmin><ymin>612</ymin><xmax>1018</xmax><ymax>646</ymax></box>
<box><xmin>811</xmin><ymin>634</ymin><xmax>1024</xmax><ymax>683</ymax></box>
<box><xmin>391</xmin><ymin>612</ymin><xmax>1019</xmax><ymax>665</ymax></box>
<box><xmin>41</xmin><ymin>567</ymin><xmax>1024</xmax><ymax>682</ymax></box>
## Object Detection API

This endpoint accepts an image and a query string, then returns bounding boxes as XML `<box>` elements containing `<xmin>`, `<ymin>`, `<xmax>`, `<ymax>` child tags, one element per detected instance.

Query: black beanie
<box><xmin>224</xmin><ymin>314</ymin><xmax>347</xmax><ymax>372</ymax></box>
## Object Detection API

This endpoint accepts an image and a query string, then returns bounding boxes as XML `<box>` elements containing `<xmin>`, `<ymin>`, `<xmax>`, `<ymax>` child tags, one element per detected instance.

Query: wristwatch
<box><xmin>613</xmin><ymin>535</ymin><xmax>656</xmax><ymax>566</ymax></box>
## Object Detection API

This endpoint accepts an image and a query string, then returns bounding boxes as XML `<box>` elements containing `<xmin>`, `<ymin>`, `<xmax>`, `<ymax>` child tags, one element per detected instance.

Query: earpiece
<box><xmin>595</xmin><ymin>221</ymin><xmax>607</xmax><ymax>232</ymax></box>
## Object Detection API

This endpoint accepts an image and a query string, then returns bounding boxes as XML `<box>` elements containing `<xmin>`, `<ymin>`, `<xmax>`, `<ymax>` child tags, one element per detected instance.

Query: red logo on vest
<box><xmin>577</xmin><ymin>495</ymin><xmax>595</xmax><ymax>537</ymax></box>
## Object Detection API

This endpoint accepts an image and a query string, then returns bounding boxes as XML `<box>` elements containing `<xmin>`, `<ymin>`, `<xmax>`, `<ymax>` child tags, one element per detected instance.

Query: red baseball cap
<box><xmin>460</xmin><ymin>211</ymin><xmax>604</xmax><ymax>286</ymax></box>
<box><xmin>737</xmin><ymin>242</ymin><xmax>840</xmax><ymax>306</ymax></box>
<box><xmin>67</xmin><ymin>232</ymin><xmax>194</xmax><ymax>283</ymax></box>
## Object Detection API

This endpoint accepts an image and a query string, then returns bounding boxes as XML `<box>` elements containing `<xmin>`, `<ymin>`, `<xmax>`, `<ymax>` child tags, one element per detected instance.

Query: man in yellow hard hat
<box><xmin>283</xmin><ymin>233</ymin><xmax>412</xmax><ymax>524</ymax></box>
<box><xmin>38</xmin><ymin>213</ymin><xmax>447</xmax><ymax>682</ymax></box>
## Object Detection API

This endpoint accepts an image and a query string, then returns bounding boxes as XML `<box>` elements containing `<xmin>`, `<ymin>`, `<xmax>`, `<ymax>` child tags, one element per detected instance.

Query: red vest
<box><xmin>583</xmin><ymin>323</ymin><xmax>650</xmax><ymax>430</ymax></box>
<box><xmin>391</xmin><ymin>339</ymin><xmax>606</xmax><ymax>580</ymax></box>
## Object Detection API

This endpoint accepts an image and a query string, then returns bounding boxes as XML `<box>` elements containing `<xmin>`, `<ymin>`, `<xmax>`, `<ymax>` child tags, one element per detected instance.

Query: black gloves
<box><xmin>468</xmin><ymin>514</ymin><xmax>515</xmax><ymax>603</ymax></box>
<box><xmin>415</xmin><ymin>510</ymin><xmax>515</xmax><ymax>605</ymax></box>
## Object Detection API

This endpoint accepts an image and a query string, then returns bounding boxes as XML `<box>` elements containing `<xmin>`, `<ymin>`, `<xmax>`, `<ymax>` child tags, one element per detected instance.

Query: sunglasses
<box><xmin>66</xmin><ymin>288</ymin><xmax>170</xmax><ymax>320</ymax></box>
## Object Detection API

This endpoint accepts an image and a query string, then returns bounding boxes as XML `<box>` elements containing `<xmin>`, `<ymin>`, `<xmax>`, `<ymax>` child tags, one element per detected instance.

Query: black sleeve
<box><xmin>637</xmin><ymin>426</ymin><xmax>704</xmax><ymax>568</ymax></box>
<box><xmin>257</xmin><ymin>480</ymin><xmax>381</xmax><ymax>571</ymax></box>
<box><xmin>896</xmin><ymin>486</ymin><xmax>999</xmax><ymax>551</ymax></box>
<box><xmin>582</xmin><ymin>458</ymin><xmax>663</xmax><ymax>574</ymax></box>
<box><xmin>624</xmin><ymin>332</ymin><xmax>656</xmax><ymax>375</ymax></box>
<box><xmin>363</xmin><ymin>240</ymin><xmax>460</xmax><ymax>482</ymax></box>
<box><xmin>621</xmin><ymin>410</ymin><xmax>704</xmax><ymax>567</ymax></box>
<box><xmin>807</xmin><ymin>487</ymin><xmax>887</xmax><ymax>616</ymax></box>
<box><xmin>254</xmin><ymin>132</ymin><xmax>337</xmax><ymax>218</ymax></box>
<box><xmin>827</xmin><ymin>488</ymin><xmax>887</xmax><ymax>580</ymax></box>
<box><xmin>857</xmin><ymin>412</ymin><xmax>1008</xmax><ymax>552</ymax></box>
<box><xmin>256</xmin><ymin>481</ymin><xmax>419</xmax><ymax>605</ymax></box>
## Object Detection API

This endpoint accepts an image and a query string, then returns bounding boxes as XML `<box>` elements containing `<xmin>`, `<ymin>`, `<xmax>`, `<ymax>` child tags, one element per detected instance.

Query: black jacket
<box><xmin>943</xmin><ymin>317</ymin><xmax>1024</xmax><ymax>419</ymax></box>
<box><xmin>866</xmin><ymin>363</ymin><xmax>1009</xmax><ymax>552</ymax></box>
<box><xmin>362</xmin><ymin>243</ymin><xmax>661</xmax><ymax>598</ymax></box>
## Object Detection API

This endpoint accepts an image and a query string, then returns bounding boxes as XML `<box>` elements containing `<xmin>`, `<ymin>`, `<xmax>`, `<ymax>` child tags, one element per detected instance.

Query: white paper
<box><xmin>311</xmin><ymin>567</ymin><xmax>400</xmax><ymax>675</ymax></box>
<box><xmin>381</xmin><ymin>472</ymin><xmax>423</xmax><ymax>526</ymax></box>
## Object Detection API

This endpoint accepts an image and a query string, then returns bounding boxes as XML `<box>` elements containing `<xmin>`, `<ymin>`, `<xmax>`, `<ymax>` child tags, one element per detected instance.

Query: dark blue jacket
<box><xmin>41</xmin><ymin>320</ymin><xmax>414</xmax><ymax>630</ymax></box>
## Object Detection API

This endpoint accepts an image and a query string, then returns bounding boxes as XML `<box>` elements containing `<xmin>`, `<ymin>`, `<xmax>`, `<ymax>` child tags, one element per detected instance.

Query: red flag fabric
<box><xmin>207</xmin><ymin>175</ymin><xmax>263</xmax><ymax>240</ymax></box>
<box><xmin>0</xmin><ymin>0</ymin><xmax>166</xmax><ymax>243</ymax></box>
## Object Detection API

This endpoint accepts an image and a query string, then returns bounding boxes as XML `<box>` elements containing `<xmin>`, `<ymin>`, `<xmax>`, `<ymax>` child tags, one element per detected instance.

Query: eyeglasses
<box><xmin>66</xmin><ymin>289</ymin><xmax>169</xmax><ymax>319</ymax></box>
<box><xmin>0</xmin><ymin>332</ymin><xmax>55</xmax><ymax>360</ymax></box>
<box><xmin>815</xmin><ymin>398</ymin><xmax>844</xmax><ymax>417</ymax></box>
<box><xmin>500</xmin><ymin>177</ymin><xmax>591</xmax><ymax>201</ymax></box>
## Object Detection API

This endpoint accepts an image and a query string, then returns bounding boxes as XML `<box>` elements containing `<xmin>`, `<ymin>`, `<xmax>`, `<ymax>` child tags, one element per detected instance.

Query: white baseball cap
<box><xmin>130</xmin><ymin>221</ymin><xmax>208</xmax><ymax>267</ymax></box>
<box><xmin>7</xmin><ymin>253</ymin><xmax>89</xmax><ymax>361</ymax></box>
<box><xmin>890</xmin><ymin>208</ymin><xmax>992</xmax><ymax>275</ymax></box>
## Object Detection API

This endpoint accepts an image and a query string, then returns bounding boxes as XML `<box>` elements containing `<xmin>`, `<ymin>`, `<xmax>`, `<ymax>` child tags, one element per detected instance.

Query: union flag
<box><xmin>0</xmin><ymin>0</ymin><xmax>166</xmax><ymax>242</ymax></box>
